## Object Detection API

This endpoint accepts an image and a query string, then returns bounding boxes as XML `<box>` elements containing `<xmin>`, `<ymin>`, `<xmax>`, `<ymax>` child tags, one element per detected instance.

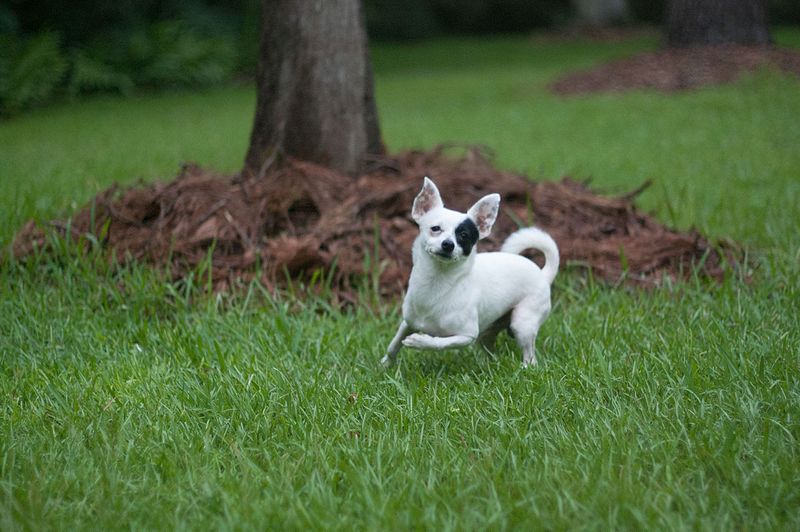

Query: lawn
<box><xmin>1</xmin><ymin>31</ymin><xmax>799</xmax><ymax>530</ymax></box>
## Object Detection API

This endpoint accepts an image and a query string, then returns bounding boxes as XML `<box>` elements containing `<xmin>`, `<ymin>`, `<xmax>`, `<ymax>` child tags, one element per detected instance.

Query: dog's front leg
<box><xmin>402</xmin><ymin>333</ymin><xmax>475</xmax><ymax>350</ymax></box>
<box><xmin>381</xmin><ymin>320</ymin><xmax>412</xmax><ymax>367</ymax></box>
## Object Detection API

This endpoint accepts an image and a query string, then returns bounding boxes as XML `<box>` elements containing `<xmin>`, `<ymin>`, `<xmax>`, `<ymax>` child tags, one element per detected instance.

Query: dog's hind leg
<box><xmin>381</xmin><ymin>320</ymin><xmax>412</xmax><ymax>367</ymax></box>
<box><xmin>478</xmin><ymin>327</ymin><xmax>500</xmax><ymax>354</ymax></box>
<box><xmin>478</xmin><ymin>312</ymin><xmax>511</xmax><ymax>355</ymax></box>
<box><xmin>510</xmin><ymin>297</ymin><xmax>550</xmax><ymax>367</ymax></box>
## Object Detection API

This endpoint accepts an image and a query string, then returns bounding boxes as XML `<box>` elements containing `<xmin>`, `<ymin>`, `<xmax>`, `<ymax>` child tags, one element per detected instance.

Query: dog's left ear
<box><xmin>467</xmin><ymin>193</ymin><xmax>500</xmax><ymax>239</ymax></box>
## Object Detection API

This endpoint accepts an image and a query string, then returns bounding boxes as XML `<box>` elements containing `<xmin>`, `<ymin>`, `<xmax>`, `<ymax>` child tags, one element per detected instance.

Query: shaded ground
<box><xmin>13</xmin><ymin>147</ymin><xmax>731</xmax><ymax>300</ymax></box>
<box><xmin>550</xmin><ymin>45</ymin><xmax>800</xmax><ymax>95</ymax></box>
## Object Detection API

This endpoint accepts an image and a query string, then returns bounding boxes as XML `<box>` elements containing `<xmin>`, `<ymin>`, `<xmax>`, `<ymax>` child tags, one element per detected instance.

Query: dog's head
<box><xmin>411</xmin><ymin>177</ymin><xmax>500</xmax><ymax>263</ymax></box>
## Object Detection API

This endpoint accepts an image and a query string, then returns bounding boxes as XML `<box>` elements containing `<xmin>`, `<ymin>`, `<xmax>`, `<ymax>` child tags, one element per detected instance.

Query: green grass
<box><xmin>2</xmin><ymin>30</ymin><xmax>800</xmax><ymax>530</ymax></box>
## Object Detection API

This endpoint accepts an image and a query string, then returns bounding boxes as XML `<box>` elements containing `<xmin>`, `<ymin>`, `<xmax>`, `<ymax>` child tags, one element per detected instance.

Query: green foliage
<box><xmin>365</xmin><ymin>0</ymin><xmax>440</xmax><ymax>41</ymax></box>
<box><xmin>595</xmin><ymin>1</ymin><xmax>800</xmax><ymax>26</ymax></box>
<box><xmin>429</xmin><ymin>0</ymin><xmax>572</xmax><ymax>33</ymax></box>
<box><xmin>627</xmin><ymin>0</ymin><xmax>665</xmax><ymax>25</ymax></box>
<box><xmin>233</xmin><ymin>0</ymin><xmax>262</xmax><ymax>76</ymax></box>
<box><xmin>772</xmin><ymin>0</ymin><xmax>800</xmax><ymax>24</ymax></box>
<box><xmin>67</xmin><ymin>50</ymin><xmax>133</xmax><ymax>97</ymax></box>
<box><xmin>124</xmin><ymin>20</ymin><xmax>236</xmax><ymax>88</ymax></box>
<box><xmin>0</xmin><ymin>31</ymin><xmax>68</xmax><ymax>114</ymax></box>
<box><xmin>365</xmin><ymin>0</ymin><xmax>574</xmax><ymax>38</ymax></box>
<box><xmin>0</xmin><ymin>3</ymin><xmax>17</xmax><ymax>33</ymax></box>
<box><xmin>2</xmin><ymin>0</ymin><xmax>252</xmax><ymax>111</ymax></box>
<box><xmin>0</xmin><ymin>19</ymin><xmax>237</xmax><ymax>115</ymax></box>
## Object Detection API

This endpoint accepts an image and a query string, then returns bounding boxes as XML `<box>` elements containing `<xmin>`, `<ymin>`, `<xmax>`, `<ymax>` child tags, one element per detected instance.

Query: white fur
<box><xmin>381</xmin><ymin>177</ymin><xmax>559</xmax><ymax>368</ymax></box>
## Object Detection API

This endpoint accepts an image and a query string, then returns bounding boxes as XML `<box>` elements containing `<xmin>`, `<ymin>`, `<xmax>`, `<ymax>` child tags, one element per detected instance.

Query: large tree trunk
<box><xmin>243</xmin><ymin>0</ymin><xmax>383</xmax><ymax>178</ymax></box>
<box><xmin>666</xmin><ymin>0</ymin><xmax>771</xmax><ymax>47</ymax></box>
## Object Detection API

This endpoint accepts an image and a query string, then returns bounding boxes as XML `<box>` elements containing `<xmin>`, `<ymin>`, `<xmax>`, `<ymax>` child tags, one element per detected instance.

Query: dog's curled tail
<box><xmin>500</xmin><ymin>227</ymin><xmax>560</xmax><ymax>284</ymax></box>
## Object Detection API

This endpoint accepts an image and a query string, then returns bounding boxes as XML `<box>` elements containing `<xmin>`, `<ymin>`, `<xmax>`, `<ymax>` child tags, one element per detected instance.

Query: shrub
<box><xmin>67</xmin><ymin>50</ymin><xmax>133</xmax><ymax>98</ymax></box>
<box><xmin>0</xmin><ymin>19</ymin><xmax>239</xmax><ymax>114</ymax></box>
<box><xmin>0</xmin><ymin>31</ymin><xmax>68</xmax><ymax>114</ymax></box>
<box><xmin>772</xmin><ymin>0</ymin><xmax>800</xmax><ymax>25</ymax></box>
<box><xmin>429</xmin><ymin>0</ymin><xmax>572</xmax><ymax>34</ymax></box>
<box><xmin>365</xmin><ymin>0</ymin><xmax>440</xmax><ymax>41</ymax></box>
<box><xmin>125</xmin><ymin>20</ymin><xmax>236</xmax><ymax>88</ymax></box>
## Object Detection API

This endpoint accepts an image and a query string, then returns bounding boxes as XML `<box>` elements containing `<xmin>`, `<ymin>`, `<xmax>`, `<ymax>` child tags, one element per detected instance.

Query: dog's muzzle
<box><xmin>434</xmin><ymin>239</ymin><xmax>456</xmax><ymax>260</ymax></box>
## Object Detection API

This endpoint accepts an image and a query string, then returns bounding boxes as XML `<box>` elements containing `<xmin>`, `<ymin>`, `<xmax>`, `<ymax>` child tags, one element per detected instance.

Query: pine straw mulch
<box><xmin>549</xmin><ymin>44</ymin><xmax>800</xmax><ymax>95</ymax></box>
<box><xmin>12</xmin><ymin>146</ymin><xmax>734</xmax><ymax>301</ymax></box>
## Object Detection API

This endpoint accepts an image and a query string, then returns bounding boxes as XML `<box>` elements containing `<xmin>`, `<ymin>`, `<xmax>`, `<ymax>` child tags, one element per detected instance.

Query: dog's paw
<box><xmin>402</xmin><ymin>333</ymin><xmax>433</xmax><ymax>349</ymax></box>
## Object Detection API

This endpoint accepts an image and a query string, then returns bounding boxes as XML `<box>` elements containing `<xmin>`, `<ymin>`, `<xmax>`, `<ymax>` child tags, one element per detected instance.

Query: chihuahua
<box><xmin>381</xmin><ymin>177</ymin><xmax>559</xmax><ymax>367</ymax></box>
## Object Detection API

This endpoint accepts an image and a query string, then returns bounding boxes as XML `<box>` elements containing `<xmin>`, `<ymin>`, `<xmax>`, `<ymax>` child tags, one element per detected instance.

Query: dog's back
<box><xmin>472</xmin><ymin>252</ymin><xmax>549</xmax><ymax>329</ymax></box>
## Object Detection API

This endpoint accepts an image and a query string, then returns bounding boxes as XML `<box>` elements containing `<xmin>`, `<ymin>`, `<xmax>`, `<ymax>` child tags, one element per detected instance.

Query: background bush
<box><xmin>1</xmin><ymin>0</ymin><xmax>248</xmax><ymax>115</ymax></box>
<box><xmin>429</xmin><ymin>0</ymin><xmax>572</xmax><ymax>34</ymax></box>
<box><xmin>0</xmin><ymin>31</ymin><xmax>68</xmax><ymax>114</ymax></box>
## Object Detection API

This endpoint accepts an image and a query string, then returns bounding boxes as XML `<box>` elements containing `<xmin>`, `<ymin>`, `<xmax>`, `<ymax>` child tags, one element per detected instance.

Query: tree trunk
<box><xmin>666</xmin><ymin>0</ymin><xmax>771</xmax><ymax>47</ymax></box>
<box><xmin>243</xmin><ymin>0</ymin><xmax>383</xmax><ymax>178</ymax></box>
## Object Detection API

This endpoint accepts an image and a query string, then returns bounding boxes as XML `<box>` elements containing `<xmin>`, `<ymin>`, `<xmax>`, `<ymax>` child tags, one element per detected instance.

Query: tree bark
<box><xmin>666</xmin><ymin>0</ymin><xmax>771</xmax><ymax>47</ymax></box>
<box><xmin>243</xmin><ymin>0</ymin><xmax>383</xmax><ymax>178</ymax></box>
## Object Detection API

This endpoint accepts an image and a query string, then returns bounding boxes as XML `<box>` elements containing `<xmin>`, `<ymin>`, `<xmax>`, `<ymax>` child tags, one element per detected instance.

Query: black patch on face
<box><xmin>455</xmin><ymin>218</ymin><xmax>479</xmax><ymax>256</ymax></box>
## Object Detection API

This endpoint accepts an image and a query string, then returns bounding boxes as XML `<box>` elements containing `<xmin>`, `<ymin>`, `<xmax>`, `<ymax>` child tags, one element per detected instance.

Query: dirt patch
<box><xmin>550</xmin><ymin>45</ymin><xmax>800</xmax><ymax>95</ymax></box>
<box><xmin>12</xmin><ymin>146</ymin><xmax>733</xmax><ymax>300</ymax></box>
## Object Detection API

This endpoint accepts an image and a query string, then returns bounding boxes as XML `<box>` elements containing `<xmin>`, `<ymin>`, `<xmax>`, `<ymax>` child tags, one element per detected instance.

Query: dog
<box><xmin>381</xmin><ymin>177</ymin><xmax>559</xmax><ymax>367</ymax></box>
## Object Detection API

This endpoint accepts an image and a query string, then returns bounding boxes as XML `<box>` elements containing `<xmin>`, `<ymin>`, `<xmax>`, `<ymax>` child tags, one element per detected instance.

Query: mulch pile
<box><xmin>12</xmin><ymin>146</ymin><xmax>731</xmax><ymax>300</ymax></box>
<box><xmin>550</xmin><ymin>44</ymin><xmax>800</xmax><ymax>95</ymax></box>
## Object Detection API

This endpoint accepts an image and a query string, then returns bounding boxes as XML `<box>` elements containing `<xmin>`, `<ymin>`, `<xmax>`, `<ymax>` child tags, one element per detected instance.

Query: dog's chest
<box><xmin>402</xmin><ymin>283</ymin><xmax>476</xmax><ymax>336</ymax></box>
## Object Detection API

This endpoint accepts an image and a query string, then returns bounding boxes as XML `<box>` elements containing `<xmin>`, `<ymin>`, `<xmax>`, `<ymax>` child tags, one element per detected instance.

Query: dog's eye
<box><xmin>430</xmin><ymin>226</ymin><xmax>441</xmax><ymax>233</ymax></box>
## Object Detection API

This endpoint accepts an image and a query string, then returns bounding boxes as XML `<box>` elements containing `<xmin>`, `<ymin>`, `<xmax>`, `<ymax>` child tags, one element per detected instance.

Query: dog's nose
<box><xmin>441</xmin><ymin>239</ymin><xmax>455</xmax><ymax>253</ymax></box>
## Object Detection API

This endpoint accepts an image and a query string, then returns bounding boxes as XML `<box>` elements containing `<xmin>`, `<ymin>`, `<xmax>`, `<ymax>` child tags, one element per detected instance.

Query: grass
<box><xmin>2</xmin><ymin>30</ymin><xmax>800</xmax><ymax>530</ymax></box>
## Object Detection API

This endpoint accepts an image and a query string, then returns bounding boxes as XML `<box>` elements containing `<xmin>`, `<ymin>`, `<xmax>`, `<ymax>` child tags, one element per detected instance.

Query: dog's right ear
<box><xmin>412</xmin><ymin>177</ymin><xmax>443</xmax><ymax>223</ymax></box>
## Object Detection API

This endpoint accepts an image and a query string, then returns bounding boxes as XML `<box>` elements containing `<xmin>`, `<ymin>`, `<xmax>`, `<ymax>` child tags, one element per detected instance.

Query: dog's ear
<box><xmin>467</xmin><ymin>193</ymin><xmax>500</xmax><ymax>239</ymax></box>
<box><xmin>412</xmin><ymin>177</ymin><xmax>443</xmax><ymax>223</ymax></box>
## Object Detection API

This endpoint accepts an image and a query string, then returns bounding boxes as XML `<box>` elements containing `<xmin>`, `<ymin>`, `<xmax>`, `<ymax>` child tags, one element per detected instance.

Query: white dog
<box><xmin>381</xmin><ymin>177</ymin><xmax>559</xmax><ymax>367</ymax></box>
